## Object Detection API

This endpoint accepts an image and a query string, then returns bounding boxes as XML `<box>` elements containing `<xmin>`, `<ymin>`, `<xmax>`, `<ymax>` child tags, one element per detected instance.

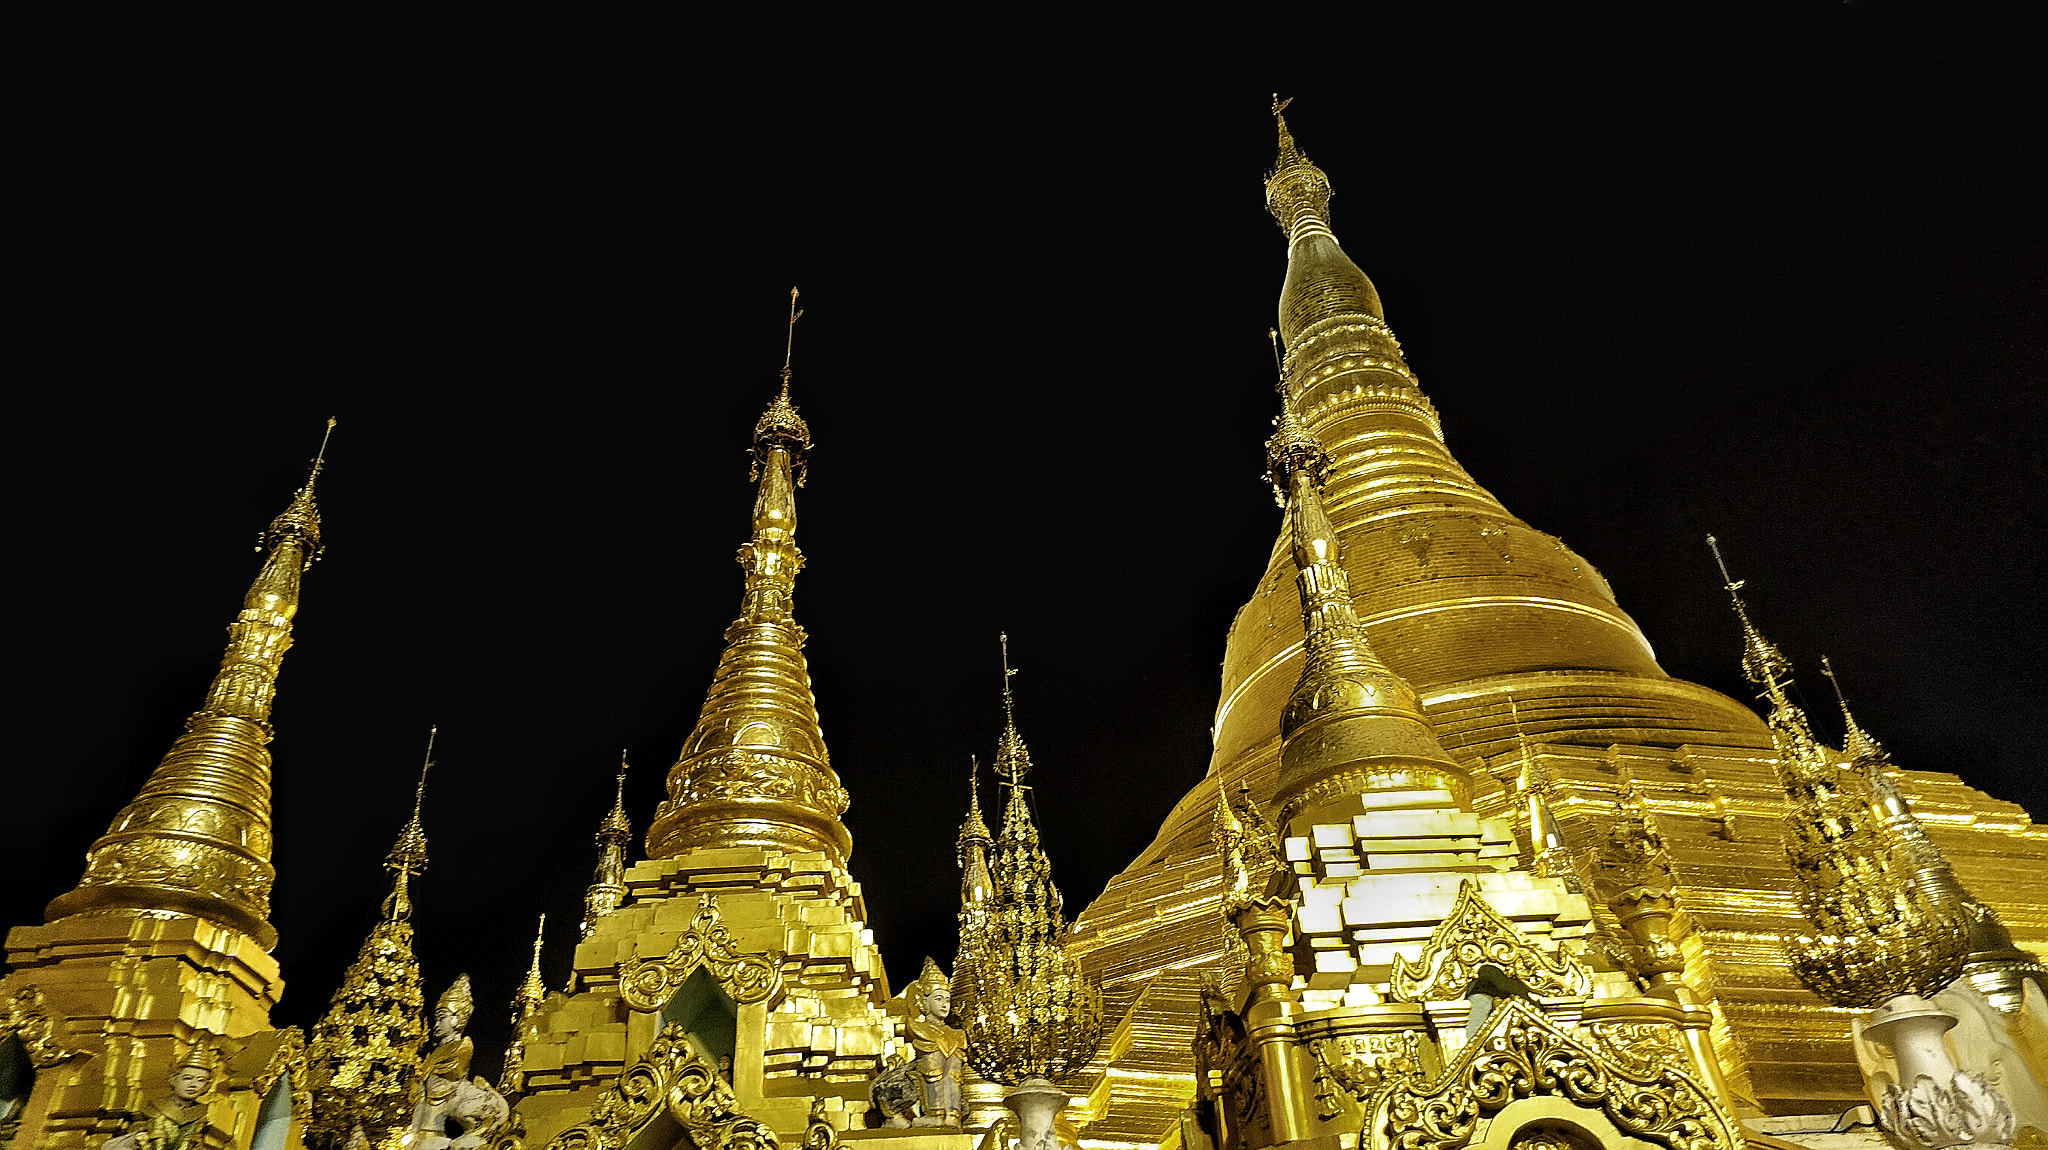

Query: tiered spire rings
<box><xmin>1707</xmin><ymin>537</ymin><xmax>1970</xmax><ymax>1007</ymax></box>
<box><xmin>646</xmin><ymin>289</ymin><xmax>852</xmax><ymax>863</ymax></box>
<box><xmin>45</xmin><ymin>419</ymin><xmax>337</xmax><ymax>949</ymax></box>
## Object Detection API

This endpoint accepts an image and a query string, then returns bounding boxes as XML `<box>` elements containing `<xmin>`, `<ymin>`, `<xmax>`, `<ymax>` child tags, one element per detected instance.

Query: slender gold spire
<box><xmin>958</xmin><ymin>757</ymin><xmax>993</xmax><ymax>894</ymax></box>
<box><xmin>1266</xmin><ymin>383</ymin><xmax>1469</xmax><ymax>828</ymax></box>
<box><xmin>45</xmin><ymin>420</ymin><xmax>337</xmax><ymax>949</ymax></box>
<box><xmin>582</xmin><ymin>751</ymin><xmax>633</xmax><ymax>939</ymax></box>
<box><xmin>646</xmin><ymin>294</ymin><xmax>851</xmax><ymax>863</ymax></box>
<box><xmin>1265</xmin><ymin>96</ymin><xmax>1384</xmax><ymax>340</ymax></box>
<box><xmin>306</xmin><ymin>756</ymin><xmax>431</xmax><ymax>1150</ymax></box>
<box><xmin>994</xmin><ymin>632</ymin><xmax>1032</xmax><ymax>786</ymax></box>
<box><xmin>501</xmin><ymin>913</ymin><xmax>548</xmax><ymax>1094</ymax></box>
<box><xmin>1821</xmin><ymin>659</ymin><xmax>2048</xmax><ymax>1012</ymax></box>
<box><xmin>1708</xmin><ymin>538</ymin><xmax>1968</xmax><ymax>1007</ymax></box>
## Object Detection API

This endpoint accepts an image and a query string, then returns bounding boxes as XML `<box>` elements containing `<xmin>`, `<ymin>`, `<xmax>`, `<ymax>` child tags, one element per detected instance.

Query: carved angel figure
<box><xmin>903</xmin><ymin>959</ymin><xmax>966</xmax><ymax>1128</ymax></box>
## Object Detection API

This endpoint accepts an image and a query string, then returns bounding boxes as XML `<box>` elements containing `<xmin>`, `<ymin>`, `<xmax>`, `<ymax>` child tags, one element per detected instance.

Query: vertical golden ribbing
<box><xmin>44</xmin><ymin>419</ymin><xmax>335</xmax><ymax>949</ymax></box>
<box><xmin>645</xmin><ymin>290</ymin><xmax>852</xmax><ymax>862</ymax></box>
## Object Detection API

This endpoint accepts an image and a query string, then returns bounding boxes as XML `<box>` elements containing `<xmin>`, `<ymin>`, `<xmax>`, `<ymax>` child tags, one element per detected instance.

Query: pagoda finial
<box><xmin>44</xmin><ymin>429</ymin><xmax>337</xmax><ymax>949</ymax></box>
<box><xmin>583</xmin><ymin>750</ymin><xmax>635</xmax><ymax>939</ymax></box>
<box><xmin>755</xmin><ymin>288</ymin><xmax>811</xmax><ymax>485</ymax></box>
<box><xmin>994</xmin><ymin>633</ymin><xmax>1032</xmax><ymax>788</ymax></box>
<box><xmin>381</xmin><ymin>728</ymin><xmax>435</xmax><ymax>923</ymax></box>
<box><xmin>263</xmin><ymin>417</ymin><xmax>337</xmax><ymax>564</ymax></box>
<box><xmin>1819</xmin><ymin>656</ymin><xmax>1887</xmax><ymax>764</ymax></box>
<box><xmin>1264</xmin><ymin>95</ymin><xmax>1334</xmax><ymax>249</ymax></box>
<box><xmin>647</xmin><ymin>329</ymin><xmax>851</xmax><ymax>864</ymax></box>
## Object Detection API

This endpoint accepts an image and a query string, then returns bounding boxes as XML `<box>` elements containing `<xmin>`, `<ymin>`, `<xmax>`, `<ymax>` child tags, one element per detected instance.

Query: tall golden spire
<box><xmin>1265</xmin><ymin>376</ymin><xmax>1469</xmax><ymax>828</ymax></box>
<box><xmin>646</xmin><ymin>289</ymin><xmax>852</xmax><ymax>863</ymax></box>
<box><xmin>582</xmin><ymin>750</ymin><xmax>633</xmax><ymax>939</ymax></box>
<box><xmin>1820</xmin><ymin>659</ymin><xmax>2048</xmax><ymax>1012</ymax></box>
<box><xmin>501</xmin><ymin>913</ymin><xmax>548</xmax><ymax>1094</ymax></box>
<box><xmin>306</xmin><ymin>738</ymin><xmax>432</xmax><ymax>1149</ymax></box>
<box><xmin>955</xmin><ymin>756</ymin><xmax>995</xmax><ymax>1002</ymax></box>
<box><xmin>1708</xmin><ymin>539</ymin><xmax>1969</xmax><ymax>1007</ymax></box>
<box><xmin>45</xmin><ymin>419</ymin><xmax>336</xmax><ymax>949</ymax></box>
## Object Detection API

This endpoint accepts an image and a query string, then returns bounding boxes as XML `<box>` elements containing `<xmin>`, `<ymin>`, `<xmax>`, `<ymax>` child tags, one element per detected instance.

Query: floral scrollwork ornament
<box><xmin>1368</xmin><ymin>999</ymin><xmax>1738</xmax><ymax>1150</ymax></box>
<box><xmin>545</xmin><ymin>1023</ymin><xmax>781</xmax><ymax>1150</ymax></box>
<box><xmin>1389</xmin><ymin>880</ymin><xmax>1590</xmax><ymax>1004</ymax></box>
<box><xmin>618</xmin><ymin>897</ymin><xmax>782</xmax><ymax>1011</ymax></box>
<box><xmin>0</xmin><ymin>986</ymin><xmax>85</xmax><ymax>1067</ymax></box>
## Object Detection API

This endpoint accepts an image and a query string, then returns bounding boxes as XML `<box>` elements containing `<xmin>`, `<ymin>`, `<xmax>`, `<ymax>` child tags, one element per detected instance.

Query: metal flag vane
<box><xmin>781</xmin><ymin>286</ymin><xmax>804</xmax><ymax>386</ymax></box>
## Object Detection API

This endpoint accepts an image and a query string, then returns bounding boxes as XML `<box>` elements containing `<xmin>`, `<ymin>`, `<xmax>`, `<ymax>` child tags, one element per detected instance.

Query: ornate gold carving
<box><xmin>959</xmin><ymin>651</ymin><xmax>1103</xmax><ymax>1086</ymax></box>
<box><xmin>0</xmin><ymin>986</ymin><xmax>85</xmax><ymax>1067</ymax></box>
<box><xmin>306</xmin><ymin>756</ymin><xmax>434</xmax><ymax>1149</ymax></box>
<box><xmin>253</xmin><ymin>1027</ymin><xmax>314</xmax><ymax>1125</ymax></box>
<box><xmin>1709</xmin><ymin>538</ymin><xmax>1971</xmax><ymax>1007</ymax></box>
<box><xmin>1581</xmin><ymin>1022</ymin><xmax>1689</xmax><ymax>1080</ymax></box>
<box><xmin>1389</xmin><ymin>880</ymin><xmax>1591</xmax><ymax>1004</ymax></box>
<box><xmin>583</xmin><ymin>756</ymin><xmax>633</xmax><ymax>941</ymax></box>
<box><xmin>1370</xmin><ymin>999</ymin><xmax>1738</xmax><ymax>1150</ymax></box>
<box><xmin>618</xmin><ymin>897</ymin><xmax>782</xmax><ymax>1010</ymax></box>
<box><xmin>1311</xmin><ymin>1030</ymin><xmax>1424</xmax><ymax>1115</ymax></box>
<box><xmin>545</xmin><ymin>1022</ymin><xmax>780</xmax><ymax>1150</ymax></box>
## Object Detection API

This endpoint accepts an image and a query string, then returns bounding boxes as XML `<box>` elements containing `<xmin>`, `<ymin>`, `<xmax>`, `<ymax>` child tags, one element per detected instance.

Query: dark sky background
<box><xmin>11</xmin><ymin>14</ymin><xmax>2042</xmax><ymax>1083</ymax></box>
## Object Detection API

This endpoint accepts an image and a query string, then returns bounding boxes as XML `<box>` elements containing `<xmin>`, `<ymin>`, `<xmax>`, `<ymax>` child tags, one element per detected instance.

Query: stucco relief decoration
<box><xmin>673</xmin><ymin>751</ymin><xmax>848</xmax><ymax>818</ymax></box>
<box><xmin>1</xmin><ymin>986</ymin><xmax>86</xmax><ymax>1067</ymax></box>
<box><xmin>544</xmin><ymin>1023</ymin><xmax>779</xmax><ymax>1150</ymax></box>
<box><xmin>1369</xmin><ymin>1000</ymin><xmax>1737</xmax><ymax>1150</ymax></box>
<box><xmin>1389</xmin><ymin>881</ymin><xmax>1591</xmax><ymax>1004</ymax></box>
<box><xmin>618</xmin><ymin>898</ymin><xmax>782</xmax><ymax>1011</ymax></box>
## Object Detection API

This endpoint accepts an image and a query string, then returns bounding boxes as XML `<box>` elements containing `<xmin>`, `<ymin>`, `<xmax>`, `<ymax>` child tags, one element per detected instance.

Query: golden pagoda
<box><xmin>507</xmin><ymin>291</ymin><xmax>897</xmax><ymax>1148</ymax></box>
<box><xmin>1</xmin><ymin>423</ymin><xmax>334</xmax><ymax>1150</ymax></box>
<box><xmin>1061</xmin><ymin>99</ymin><xmax>2048</xmax><ymax>1144</ymax></box>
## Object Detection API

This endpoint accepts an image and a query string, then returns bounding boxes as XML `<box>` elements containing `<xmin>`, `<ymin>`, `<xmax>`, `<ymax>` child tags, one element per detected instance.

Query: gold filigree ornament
<box><xmin>252</xmin><ymin>1027</ymin><xmax>315</xmax><ymax>1125</ymax></box>
<box><xmin>1367</xmin><ymin>999</ymin><xmax>1739</xmax><ymax>1150</ymax></box>
<box><xmin>545</xmin><ymin>1023</ymin><xmax>780</xmax><ymax>1150</ymax></box>
<box><xmin>618</xmin><ymin>897</ymin><xmax>783</xmax><ymax>1011</ymax></box>
<box><xmin>0</xmin><ymin>985</ymin><xmax>86</xmax><ymax>1067</ymax></box>
<box><xmin>1311</xmin><ymin>1030</ymin><xmax>1425</xmax><ymax>1118</ymax></box>
<box><xmin>1389</xmin><ymin>880</ymin><xmax>1592</xmax><ymax>1004</ymax></box>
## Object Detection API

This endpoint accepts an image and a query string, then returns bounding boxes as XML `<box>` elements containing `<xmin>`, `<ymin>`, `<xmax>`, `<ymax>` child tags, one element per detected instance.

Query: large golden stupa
<box><xmin>3</xmin><ymin>102</ymin><xmax>2042</xmax><ymax>1150</ymax></box>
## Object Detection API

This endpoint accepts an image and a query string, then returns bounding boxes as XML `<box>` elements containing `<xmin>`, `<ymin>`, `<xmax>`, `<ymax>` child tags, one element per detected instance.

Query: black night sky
<box><xmin>11</xmin><ymin>15</ymin><xmax>2042</xmax><ymax>1083</ymax></box>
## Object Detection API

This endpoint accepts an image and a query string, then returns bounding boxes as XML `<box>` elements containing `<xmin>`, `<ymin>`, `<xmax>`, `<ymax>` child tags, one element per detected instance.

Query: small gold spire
<box><xmin>1268</xmin><ymin>389</ymin><xmax>1469</xmax><ymax>828</ymax></box>
<box><xmin>382</xmin><ymin>729</ymin><xmax>434</xmax><ymax>923</ymax></box>
<box><xmin>1706</xmin><ymin>541</ymin><xmax>1968</xmax><ymax>1007</ymax></box>
<box><xmin>646</xmin><ymin>305</ymin><xmax>851</xmax><ymax>863</ymax></box>
<box><xmin>582</xmin><ymin>751</ymin><xmax>633</xmax><ymax>939</ymax></box>
<box><xmin>957</xmin><ymin>756</ymin><xmax>993</xmax><ymax>869</ymax></box>
<box><xmin>500</xmin><ymin>913</ymin><xmax>548</xmax><ymax>1094</ymax></box>
<box><xmin>46</xmin><ymin>423</ymin><xmax>338</xmax><ymax>949</ymax></box>
<box><xmin>1821</xmin><ymin>659</ymin><xmax>2048</xmax><ymax>1011</ymax></box>
<box><xmin>1818</xmin><ymin>656</ymin><xmax>1887</xmax><ymax>764</ymax></box>
<box><xmin>959</xmin><ymin>659</ymin><xmax>1103</xmax><ymax>1086</ymax></box>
